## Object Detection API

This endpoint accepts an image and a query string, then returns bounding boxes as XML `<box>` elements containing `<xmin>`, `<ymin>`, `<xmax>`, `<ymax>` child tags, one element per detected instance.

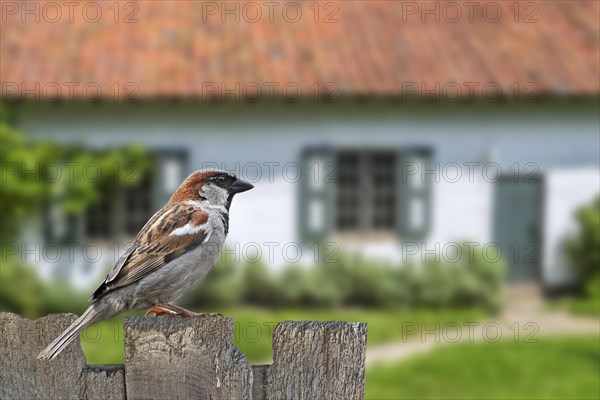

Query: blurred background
<box><xmin>1</xmin><ymin>1</ymin><xmax>599</xmax><ymax>398</ymax></box>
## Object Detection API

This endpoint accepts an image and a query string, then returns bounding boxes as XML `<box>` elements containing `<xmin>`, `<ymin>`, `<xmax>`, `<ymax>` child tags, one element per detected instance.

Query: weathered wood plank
<box><xmin>0</xmin><ymin>313</ymin><xmax>125</xmax><ymax>400</ymax></box>
<box><xmin>0</xmin><ymin>313</ymin><xmax>367</xmax><ymax>399</ymax></box>
<box><xmin>124</xmin><ymin>316</ymin><xmax>253</xmax><ymax>400</ymax></box>
<box><xmin>252</xmin><ymin>364</ymin><xmax>269</xmax><ymax>400</ymax></box>
<box><xmin>81</xmin><ymin>365</ymin><xmax>126</xmax><ymax>400</ymax></box>
<box><xmin>266</xmin><ymin>321</ymin><xmax>367</xmax><ymax>400</ymax></box>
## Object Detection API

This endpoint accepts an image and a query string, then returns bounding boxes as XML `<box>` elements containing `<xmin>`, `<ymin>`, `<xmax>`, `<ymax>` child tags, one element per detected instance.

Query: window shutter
<box><xmin>299</xmin><ymin>146</ymin><xmax>335</xmax><ymax>243</ymax></box>
<box><xmin>396</xmin><ymin>148</ymin><xmax>433</xmax><ymax>240</ymax></box>
<box><xmin>43</xmin><ymin>203</ymin><xmax>80</xmax><ymax>243</ymax></box>
<box><xmin>152</xmin><ymin>150</ymin><xmax>188</xmax><ymax>210</ymax></box>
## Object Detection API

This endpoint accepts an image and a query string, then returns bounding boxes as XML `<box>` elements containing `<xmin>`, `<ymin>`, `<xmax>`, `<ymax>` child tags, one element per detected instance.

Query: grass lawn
<box><xmin>551</xmin><ymin>296</ymin><xmax>600</xmax><ymax>318</ymax></box>
<box><xmin>366</xmin><ymin>336</ymin><xmax>600</xmax><ymax>400</ymax></box>
<box><xmin>80</xmin><ymin>307</ymin><xmax>483</xmax><ymax>364</ymax></box>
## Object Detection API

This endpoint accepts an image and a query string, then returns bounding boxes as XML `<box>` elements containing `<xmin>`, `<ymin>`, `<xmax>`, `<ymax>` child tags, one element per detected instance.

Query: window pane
<box><xmin>164</xmin><ymin>159</ymin><xmax>182</xmax><ymax>192</ymax></box>
<box><xmin>309</xmin><ymin>199</ymin><xmax>325</xmax><ymax>232</ymax></box>
<box><xmin>308</xmin><ymin>157</ymin><xmax>326</xmax><ymax>191</ymax></box>
<box><xmin>410</xmin><ymin>197</ymin><xmax>425</xmax><ymax>230</ymax></box>
<box><xmin>336</xmin><ymin>151</ymin><xmax>360</xmax><ymax>231</ymax></box>
<box><xmin>370</xmin><ymin>151</ymin><xmax>396</xmax><ymax>230</ymax></box>
<box><xmin>123</xmin><ymin>178</ymin><xmax>154</xmax><ymax>236</ymax></box>
<box><xmin>85</xmin><ymin>192</ymin><xmax>113</xmax><ymax>238</ymax></box>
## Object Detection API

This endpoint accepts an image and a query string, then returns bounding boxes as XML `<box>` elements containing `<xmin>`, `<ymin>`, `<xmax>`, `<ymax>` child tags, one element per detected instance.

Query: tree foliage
<box><xmin>1</xmin><ymin>122</ymin><xmax>149</xmax><ymax>242</ymax></box>
<box><xmin>566</xmin><ymin>195</ymin><xmax>600</xmax><ymax>285</ymax></box>
<box><xmin>0</xmin><ymin>106</ymin><xmax>150</xmax><ymax>317</ymax></box>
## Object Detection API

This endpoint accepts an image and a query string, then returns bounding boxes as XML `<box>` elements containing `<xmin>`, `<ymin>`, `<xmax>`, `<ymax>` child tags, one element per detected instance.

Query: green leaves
<box><xmin>0</xmin><ymin>122</ymin><xmax>149</xmax><ymax>241</ymax></box>
<box><xmin>566</xmin><ymin>195</ymin><xmax>600</xmax><ymax>285</ymax></box>
<box><xmin>179</xmin><ymin>243</ymin><xmax>505</xmax><ymax>312</ymax></box>
<box><xmin>0</xmin><ymin>116</ymin><xmax>150</xmax><ymax>318</ymax></box>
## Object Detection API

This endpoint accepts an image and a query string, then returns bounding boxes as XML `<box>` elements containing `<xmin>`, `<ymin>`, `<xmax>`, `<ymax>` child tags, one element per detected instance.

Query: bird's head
<box><xmin>169</xmin><ymin>170</ymin><xmax>254</xmax><ymax>209</ymax></box>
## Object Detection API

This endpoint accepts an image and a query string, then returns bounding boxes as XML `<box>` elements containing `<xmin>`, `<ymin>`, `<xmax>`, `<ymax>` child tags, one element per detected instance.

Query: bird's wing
<box><xmin>91</xmin><ymin>203</ymin><xmax>210</xmax><ymax>300</ymax></box>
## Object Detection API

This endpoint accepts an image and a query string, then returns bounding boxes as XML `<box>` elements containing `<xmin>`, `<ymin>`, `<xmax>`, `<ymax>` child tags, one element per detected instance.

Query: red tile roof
<box><xmin>1</xmin><ymin>0</ymin><xmax>598</xmax><ymax>100</ymax></box>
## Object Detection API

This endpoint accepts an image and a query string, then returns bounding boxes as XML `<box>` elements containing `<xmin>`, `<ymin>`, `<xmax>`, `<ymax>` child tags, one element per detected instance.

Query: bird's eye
<box><xmin>215</xmin><ymin>176</ymin><xmax>227</xmax><ymax>184</ymax></box>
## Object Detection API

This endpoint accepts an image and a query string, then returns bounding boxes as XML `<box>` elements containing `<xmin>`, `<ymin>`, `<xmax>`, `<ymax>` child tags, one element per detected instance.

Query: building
<box><xmin>2</xmin><ymin>1</ymin><xmax>599</xmax><ymax>290</ymax></box>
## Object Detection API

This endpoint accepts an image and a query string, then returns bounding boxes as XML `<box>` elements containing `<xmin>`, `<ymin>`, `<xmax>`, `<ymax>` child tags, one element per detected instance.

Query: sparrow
<box><xmin>37</xmin><ymin>169</ymin><xmax>253</xmax><ymax>360</ymax></box>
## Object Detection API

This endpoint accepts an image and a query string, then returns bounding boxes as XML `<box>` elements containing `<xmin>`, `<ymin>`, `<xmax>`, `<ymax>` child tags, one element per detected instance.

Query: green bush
<box><xmin>568</xmin><ymin>275</ymin><xmax>600</xmax><ymax>316</ymax></box>
<box><xmin>566</xmin><ymin>196</ymin><xmax>600</xmax><ymax>286</ymax></box>
<box><xmin>3</xmin><ymin>243</ymin><xmax>505</xmax><ymax>316</ymax></box>
<box><xmin>560</xmin><ymin>195</ymin><xmax>600</xmax><ymax>316</ymax></box>
<box><xmin>405</xmin><ymin>244</ymin><xmax>505</xmax><ymax>312</ymax></box>
<box><xmin>279</xmin><ymin>264</ymin><xmax>322</xmax><ymax>307</ymax></box>
<box><xmin>180</xmin><ymin>257</ymin><xmax>243</xmax><ymax>308</ymax></box>
<box><xmin>462</xmin><ymin>245</ymin><xmax>506</xmax><ymax>312</ymax></box>
<box><xmin>177</xmin><ymin>243</ymin><xmax>505</xmax><ymax>312</ymax></box>
<box><xmin>240</xmin><ymin>261</ymin><xmax>283</xmax><ymax>307</ymax></box>
<box><xmin>0</xmin><ymin>260</ymin><xmax>88</xmax><ymax>318</ymax></box>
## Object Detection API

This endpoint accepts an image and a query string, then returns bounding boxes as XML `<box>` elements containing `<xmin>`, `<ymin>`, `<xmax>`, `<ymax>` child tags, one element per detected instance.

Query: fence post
<box><xmin>0</xmin><ymin>313</ymin><xmax>367</xmax><ymax>399</ymax></box>
<box><xmin>124</xmin><ymin>317</ymin><xmax>252</xmax><ymax>400</ymax></box>
<box><xmin>0</xmin><ymin>313</ymin><xmax>125</xmax><ymax>399</ymax></box>
<box><xmin>266</xmin><ymin>321</ymin><xmax>367</xmax><ymax>400</ymax></box>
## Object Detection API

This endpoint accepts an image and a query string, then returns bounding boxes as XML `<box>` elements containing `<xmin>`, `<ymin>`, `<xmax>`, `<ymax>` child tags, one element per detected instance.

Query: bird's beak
<box><xmin>230</xmin><ymin>178</ymin><xmax>254</xmax><ymax>194</ymax></box>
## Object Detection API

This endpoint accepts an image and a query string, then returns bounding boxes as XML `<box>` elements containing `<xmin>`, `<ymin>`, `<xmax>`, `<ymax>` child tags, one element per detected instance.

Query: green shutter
<box><xmin>43</xmin><ymin>203</ymin><xmax>80</xmax><ymax>243</ymax></box>
<box><xmin>396</xmin><ymin>148</ymin><xmax>433</xmax><ymax>240</ymax></box>
<box><xmin>152</xmin><ymin>150</ymin><xmax>188</xmax><ymax>210</ymax></box>
<box><xmin>299</xmin><ymin>147</ymin><xmax>335</xmax><ymax>243</ymax></box>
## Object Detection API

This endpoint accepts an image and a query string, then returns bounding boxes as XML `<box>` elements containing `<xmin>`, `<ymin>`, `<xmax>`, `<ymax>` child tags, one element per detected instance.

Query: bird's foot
<box><xmin>145</xmin><ymin>304</ymin><xmax>223</xmax><ymax>318</ymax></box>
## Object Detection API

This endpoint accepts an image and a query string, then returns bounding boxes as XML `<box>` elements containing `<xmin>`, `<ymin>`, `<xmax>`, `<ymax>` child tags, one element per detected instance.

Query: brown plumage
<box><xmin>91</xmin><ymin>204</ymin><xmax>210</xmax><ymax>300</ymax></box>
<box><xmin>169</xmin><ymin>170</ymin><xmax>226</xmax><ymax>204</ymax></box>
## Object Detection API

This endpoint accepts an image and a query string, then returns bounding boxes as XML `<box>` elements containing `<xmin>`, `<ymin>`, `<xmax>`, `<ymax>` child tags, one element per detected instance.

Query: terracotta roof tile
<box><xmin>1</xmin><ymin>0</ymin><xmax>598</xmax><ymax>100</ymax></box>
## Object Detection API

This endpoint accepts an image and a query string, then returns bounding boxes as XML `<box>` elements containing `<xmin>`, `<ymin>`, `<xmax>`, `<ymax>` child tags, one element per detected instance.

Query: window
<box><xmin>43</xmin><ymin>179</ymin><xmax>154</xmax><ymax>243</ymax></box>
<box><xmin>336</xmin><ymin>150</ymin><xmax>397</xmax><ymax>233</ymax></box>
<box><xmin>84</xmin><ymin>149</ymin><xmax>187</xmax><ymax>239</ymax></box>
<box><xmin>85</xmin><ymin>176</ymin><xmax>154</xmax><ymax>239</ymax></box>
<box><xmin>42</xmin><ymin>150</ymin><xmax>187</xmax><ymax>242</ymax></box>
<box><xmin>300</xmin><ymin>146</ymin><xmax>432</xmax><ymax>242</ymax></box>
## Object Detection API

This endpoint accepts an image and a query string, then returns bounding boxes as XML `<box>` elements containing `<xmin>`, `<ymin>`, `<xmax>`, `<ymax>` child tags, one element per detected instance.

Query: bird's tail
<box><xmin>37</xmin><ymin>301</ymin><xmax>113</xmax><ymax>360</ymax></box>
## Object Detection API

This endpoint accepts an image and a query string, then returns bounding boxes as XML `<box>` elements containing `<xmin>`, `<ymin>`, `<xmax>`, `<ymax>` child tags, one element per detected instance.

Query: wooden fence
<box><xmin>0</xmin><ymin>313</ymin><xmax>367</xmax><ymax>399</ymax></box>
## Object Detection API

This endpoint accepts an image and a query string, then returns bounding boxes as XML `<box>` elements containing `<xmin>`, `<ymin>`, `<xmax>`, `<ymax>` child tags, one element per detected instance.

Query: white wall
<box><xmin>543</xmin><ymin>168</ymin><xmax>600</xmax><ymax>287</ymax></box>
<box><xmin>17</xmin><ymin>102</ymin><xmax>600</xmax><ymax>285</ymax></box>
